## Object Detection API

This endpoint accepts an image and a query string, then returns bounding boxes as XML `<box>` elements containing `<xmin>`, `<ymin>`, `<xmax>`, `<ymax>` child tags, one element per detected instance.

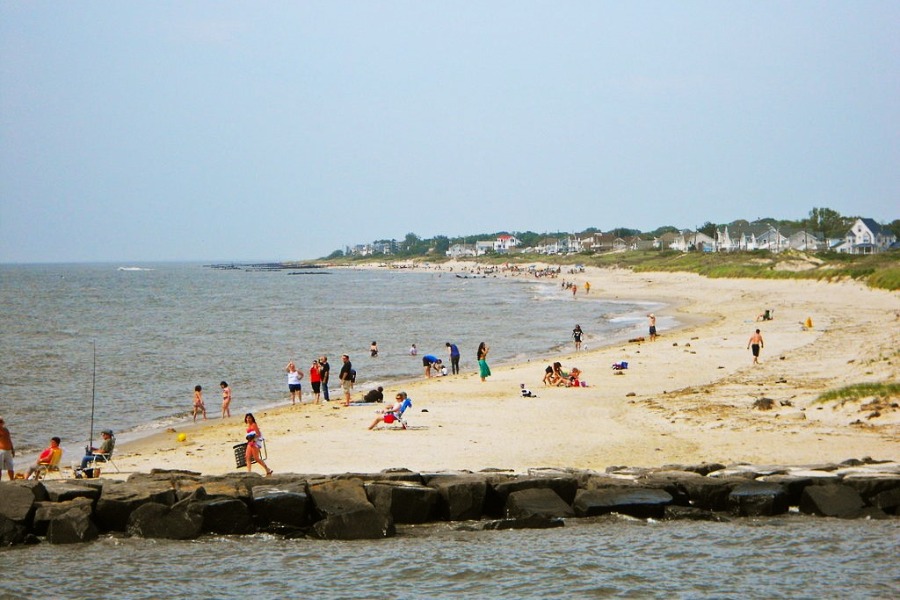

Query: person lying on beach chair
<box><xmin>26</xmin><ymin>437</ymin><xmax>62</xmax><ymax>480</ymax></box>
<box><xmin>368</xmin><ymin>392</ymin><xmax>412</xmax><ymax>430</ymax></box>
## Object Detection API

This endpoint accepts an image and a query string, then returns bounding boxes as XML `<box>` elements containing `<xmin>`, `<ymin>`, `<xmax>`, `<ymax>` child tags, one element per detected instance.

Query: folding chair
<box><xmin>33</xmin><ymin>448</ymin><xmax>64</xmax><ymax>481</ymax></box>
<box><xmin>384</xmin><ymin>397</ymin><xmax>412</xmax><ymax>429</ymax></box>
<box><xmin>86</xmin><ymin>451</ymin><xmax>120</xmax><ymax>476</ymax></box>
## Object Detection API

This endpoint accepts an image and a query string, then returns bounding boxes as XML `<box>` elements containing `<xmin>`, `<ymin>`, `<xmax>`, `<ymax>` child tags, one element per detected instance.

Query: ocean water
<box><xmin>0</xmin><ymin>262</ymin><xmax>658</xmax><ymax>455</ymax></box>
<box><xmin>4</xmin><ymin>516</ymin><xmax>898</xmax><ymax>599</ymax></box>
<box><xmin>3</xmin><ymin>263</ymin><xmax>898</xmax><ymax>596</ymax></box>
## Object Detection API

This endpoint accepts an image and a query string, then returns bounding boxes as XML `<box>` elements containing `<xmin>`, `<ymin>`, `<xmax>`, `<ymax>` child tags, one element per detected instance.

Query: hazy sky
<box><xmin>2</xmin><ymin>2</ymin><xmax>897</xmax><ymax>263</ymax></box>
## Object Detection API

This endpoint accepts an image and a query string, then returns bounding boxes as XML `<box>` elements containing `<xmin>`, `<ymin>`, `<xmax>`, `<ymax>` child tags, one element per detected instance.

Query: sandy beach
<box><xmin>111</xmin><ymin>265</ymin><xmax>899</xmax><ymax>478</ymax></box>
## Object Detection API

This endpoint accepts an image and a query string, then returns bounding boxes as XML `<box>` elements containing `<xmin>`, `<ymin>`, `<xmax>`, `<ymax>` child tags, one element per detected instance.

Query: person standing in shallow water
<box><xmin>477</xmin><ymin>342</ymin><xmax>491</xmax><ymax>382</ymax></box>
<box><xmin>572</xmin><ymin>324</ymin><xmax>584</xmax><ymax>352</ymax></box>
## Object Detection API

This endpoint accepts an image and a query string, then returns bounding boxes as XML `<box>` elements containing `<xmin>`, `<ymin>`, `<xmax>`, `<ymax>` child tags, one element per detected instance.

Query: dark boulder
<box><xmin>728</xmin><ymin>482</ymin><xmax>790</xmax><ymax>517</ymax></box>
<box><xmin>366</xmin><ymin>482</ymin><xmax>440</xmax><ymax>524</ymax></box>
<box><xmin>677</xmin><ymin>477</ymin><xmax>744</xmax><ymax>511</ymax></box>
<box><xmin>0</xmin><ymin>515</ymin><xmax>28</xmax><ymax>546</ymax></box>
<box><xmin>799</xmin><ymin>484</ymin><xmax>866</xmax><ymax>518</ymax></box>
<box><xmin>336</xmin><ymin>469</ymin><xmax>425</xmax><ymax>484</ymax></box>
<box><xmin>42</xmin><ymin>481</ymin><xmax>102</xmax><ymax>504</ymax></box>
<box><xmin>506</xmin><ymin>488</ymin><xmax>575</xmax><ymax>519</ymax></box>
<box><xmin>309</xmin><ymin>479</ymin><xmax>393</xmax><ymax>540</ymax></box>
<box><xmin>840</xmin><ymin>476</ymin><xmax>900</xmax><ymax>505</ymax></box>
<box><xmin>487</xmin><ymin>476</ymin><xmax>579</xmax><ymax>517</ymax></box>
<box><xmin>872</xmin><ymin>487</ymin><xmax>900</xmax><ymax>515</ymax></box>
<box><xmin>191</xmin><ymin>497</ymin><xmax>254</xmax><ymax>535</ymax></box>
<box><xmin>33</xmin><ymin>497</ymin><xmax>94</xmax><ymax>536</ymax></box>
<box><xmin>0</xmin><ymin>483</ymin><xmax>39</xmax><ymax>526</ymax></box>
<box><xmin>252</xmin><ymin>483</ymin><xmax>311</xmax><ymax>527</ymax></box>
<box><xmin>573</xmin><ymin>488</ymin><xmax>673</xmax><ymax>519</ymax></box>
<box><xmin>95</xmin><ymin>481</ymin><xmax>177</xmax><ymax>531</ymax></box>
<box><xmin>757</xmin><ymin>474</ymin><xmax>839</xmax><ymax>506</ymax></box>
<box><xmin>126</xmin><ymin>501</ymin><xmax>203</xmax><ymax>540</ymax></box>
<box><xmin>426</xmin><ymin>475</ymin><xmax>488</xmax><ymax>521</ymax></box>
<box><xmin>46</xmin><ymin>503</ymin><xmax>99</xmax><ymax>544</ymax></box>
<box><xmin>661</xmin><ymin>463</ymin><xmax>727</xmax><ymax>476</ymax></box>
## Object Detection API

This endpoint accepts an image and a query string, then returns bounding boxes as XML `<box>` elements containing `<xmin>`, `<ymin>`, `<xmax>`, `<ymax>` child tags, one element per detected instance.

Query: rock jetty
<box><xmin>1</xmin><ymin>459</ymin><xmax>897</xmax><ymax>546</ymax></box>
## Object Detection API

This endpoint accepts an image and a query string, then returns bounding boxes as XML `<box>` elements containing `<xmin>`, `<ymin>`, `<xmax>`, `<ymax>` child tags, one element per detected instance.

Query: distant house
<box><xmin>474</xmin><ymin>241</ymin><xmax>496</xmax><ymax>256</ymax></box>
<box><xmin>446</xmin><ymin>244</ymin><xmax>477</xmax><ymax>259</ymax></box>
<box><xmin>495</xmin><ymin>234</ymin><xmax>520</xmax><ymax>253</ymax></box>
<box><xmin>787</xmin><ymin>231</ymin><xmax>824</xmax><ymax>252</ymax></box>
<box><xmin>840</xmin><ymin>218</ymin><xmax>897</xmax><ymax>254</ymax></box>
<box><xmin>670</xmin><ymin>230</ymin><xmax>716</xmax><ymax>252</ymax></box>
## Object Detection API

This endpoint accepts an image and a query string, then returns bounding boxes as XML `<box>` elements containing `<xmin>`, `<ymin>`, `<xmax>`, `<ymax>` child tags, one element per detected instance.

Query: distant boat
<box><xmin>117</xmin><ymin>267</ymin><xmax>154</xmax><ymax>271</ymax></box>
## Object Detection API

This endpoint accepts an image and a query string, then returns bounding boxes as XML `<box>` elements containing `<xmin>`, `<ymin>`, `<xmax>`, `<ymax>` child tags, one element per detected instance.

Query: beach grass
<box><xmin>814</xmin><ymin>382</ymin><xmax>900</xmax><ymax>405</ymax></box>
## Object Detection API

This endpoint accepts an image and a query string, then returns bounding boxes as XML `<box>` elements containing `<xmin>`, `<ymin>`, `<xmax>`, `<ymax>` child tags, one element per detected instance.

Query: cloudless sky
<box><xmin>1</xmin><ymin>1</ymin><xmax>897</xmax><ymax>263</ymax></box>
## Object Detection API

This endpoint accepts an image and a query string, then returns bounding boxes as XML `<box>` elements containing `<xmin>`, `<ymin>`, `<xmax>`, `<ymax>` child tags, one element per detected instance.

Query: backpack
<box><xmin>349</xmin><ymin>368</ymin><xmax>357</xmax><ymax>383</ymax></box>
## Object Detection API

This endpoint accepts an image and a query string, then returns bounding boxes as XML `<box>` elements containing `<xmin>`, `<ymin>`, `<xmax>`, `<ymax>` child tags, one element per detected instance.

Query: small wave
<box><xmin>117</xmin><ymin>267</ymin><xmax>155</xmax><ymax>271</ymax></box>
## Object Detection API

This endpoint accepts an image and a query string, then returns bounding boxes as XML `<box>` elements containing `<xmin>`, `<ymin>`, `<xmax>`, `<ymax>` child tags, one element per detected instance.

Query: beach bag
<box><xmin>383</xmin><ymin>413</ymin><xmax>396</xmax><ymax>424</ymax></box>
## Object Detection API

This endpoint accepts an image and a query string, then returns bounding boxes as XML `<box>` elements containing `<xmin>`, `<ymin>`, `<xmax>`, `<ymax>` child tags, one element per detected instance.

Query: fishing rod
<box><xmin>88</xmin><ymin>340</ymin><xmax>96</xmax><ymax>452</ymax></box>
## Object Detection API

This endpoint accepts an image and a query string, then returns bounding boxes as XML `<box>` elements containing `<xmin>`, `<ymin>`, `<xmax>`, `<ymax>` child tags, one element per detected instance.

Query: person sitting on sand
<box><xmin>543</xmin><ymin>365</ymin><xmax>555</xmax><ymax>386</ymax></box>
<box><xmin>551</xmin><ymin>362</ymin><xmax>568</xmax><ymax>386</ymax></box>
<box><xmin>368</xmin><ymin>392</ymin><xmax>410</xmax><ymax>430</ymax></box>
<box><xmin>567</xmin><ymin>368</ymin><xmax>583</xmax><ymax>387</ymax></box>
<box><xmin>361</xmin><ymin>386</ymin><xmax>384</xmax><ymax>403</ymax></box>
<box><xmin>25</xmin><ymin>436</ymin><xmax>62</xmax><ymax>479</ymax></box>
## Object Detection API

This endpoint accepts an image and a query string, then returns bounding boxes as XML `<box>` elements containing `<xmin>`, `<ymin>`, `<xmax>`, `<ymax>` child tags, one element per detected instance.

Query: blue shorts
<box><xmin>289</xmin><ymin>383</ymin><xmax>302</xmax><ymax>392</ymax></box>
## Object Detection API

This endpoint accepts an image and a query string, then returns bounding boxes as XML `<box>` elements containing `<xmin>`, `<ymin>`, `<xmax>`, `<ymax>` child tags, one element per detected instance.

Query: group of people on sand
<box><xmin>191</xmin><ymin>382</ymin><xmax>232</xmax><ymax>422</ymax></box>
<box><xmin>543</xmin><ymin>362</ymin><xmax>584</xmax><ymax>387</ymax></box>
<box><xmin>0</xmin><ymin>416</ymin><xmax>117</xmax><ymax>481</ymax></box>
<box><xmin>283</xmin><ymin>355</ymin><xmax>355</xmax><ymax>406</ymax></box>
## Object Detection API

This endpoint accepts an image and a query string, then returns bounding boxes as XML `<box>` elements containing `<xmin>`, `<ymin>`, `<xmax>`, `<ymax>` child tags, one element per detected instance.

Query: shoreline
<box><xmin>105</xmin><ymin>265</ymin><xmax>897</xmax><ymax>479</ymax></box>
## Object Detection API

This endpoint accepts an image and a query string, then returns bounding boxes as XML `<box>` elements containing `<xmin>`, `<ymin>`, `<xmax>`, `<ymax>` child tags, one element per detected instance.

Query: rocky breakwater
<box><xmin>1</xmin><ymin>458</ymin><xmax>898</xmax><ymax>547</ymax></box>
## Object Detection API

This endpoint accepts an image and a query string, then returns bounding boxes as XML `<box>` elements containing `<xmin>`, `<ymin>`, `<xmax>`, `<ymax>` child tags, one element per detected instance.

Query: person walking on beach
<box><xmin>747</xmin><ymin>329</ymin><xmax>764</xmax><ymax>364</ymax></box>
<box><xmin>243</xmin><ymin>413</ymin><xmax>272</xmax><ymax>476</ymax></box>
<box><xmin>192</xmin><ymin>385</ymin><xmax>207</xmax><ymax>422</ymax></box>
<box><xmin>309</xmin><ymin>360</ymin><xmax>322</xmax><ymax>404</ymax></box>
<box><xmin>584</xmin><ymin>282</ymin><xmax>591</xmax><ymax>294</ymax></box>
<box><xmin>648</xmin><ymin>314</ymin><xmax>658</xmax><ymax>342</ymax></box>
<box><xmin>0</xmin><ymin>416</ymin><xmax>15</xmax><ymax>481</ymax></box>
<box><xmin>477</xmin><ymin>342</ymin><xmax>491</xmax><ymax>382</ymax></box>
<box><xmin>220</xmin><ymin>381</ymin><xmax>232</xmax><ymax>418</ymax></box>
<box><xmin>339</xmin><ymin>354</ymin><xmax>354</xmax><ymax>406</ymax></box>
<box><xmin>446</xmin><ymin>342</ymin><xmax>461</xmax><ymax>375</ymax></box>
<box><xmin>286</xmin><ymin>361</ymin><xmax>303</xmax><ymax>405</ymax></box>
<box><xmin>572</xmin><ymin>324</ymin><xmax>584</xmax><ymax>352</ymax></box>
<box><xmin>319</xmin><ymin>356</ymin><xmax>331</xmax><ymax>402</ymax></box>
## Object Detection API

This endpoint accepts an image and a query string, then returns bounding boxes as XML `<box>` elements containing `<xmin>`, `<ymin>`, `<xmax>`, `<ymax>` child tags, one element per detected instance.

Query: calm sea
<box><xmin>3</xmin><ymin>263</ymin><xmax>898</xmax><ymax>596</ymax></box>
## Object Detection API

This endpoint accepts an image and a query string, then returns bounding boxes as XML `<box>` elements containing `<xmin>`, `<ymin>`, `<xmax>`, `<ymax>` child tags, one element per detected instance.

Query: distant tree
<box><xmin>698</xmin><ymin>222</ymin><xmax>717</xmax><ymax>238</ymax></box>
<box><xmin>888</xmin><ymin>219</ymin><xmax>900</xmax><ymax>239</ymax></box>
<box><xmin>433</xmin><ymin>235</ymin><xmax>450</xmax><ymax>254</ymax></box>
<box><xmin>806</xmin><ymin>207</ymin><xmax>852</xmax><ymax>238</ymax></box>
<box><xmin>325</xmin><ymin>249</ymin><xmax>344</xmax><ymax>259</ymax></box>
<box><xmin>610</xmin><ymin>227</ymin><xmax>640</xmax><ymax>238</ymax></box>
<box><xmin>651</xmin><ymin>226</ymin><xmax>679</xmax><ymax>236</ymax></box>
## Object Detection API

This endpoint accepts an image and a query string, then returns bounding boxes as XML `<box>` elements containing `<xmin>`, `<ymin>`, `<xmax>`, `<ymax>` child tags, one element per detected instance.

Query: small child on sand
<box><xmin>192</xmin><ymin>385</ymin><xmax>207</xmax><ymax>422</ymax></box>
<box><xmin>520</xmin><ymin>383</ymin><xmax>537</xmax><ymax>398</ymax></box>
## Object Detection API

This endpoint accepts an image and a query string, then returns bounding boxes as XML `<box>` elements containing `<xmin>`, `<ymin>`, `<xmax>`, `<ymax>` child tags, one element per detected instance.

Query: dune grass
<box><xmin>815</xmin><ymin>382</ymin><xmax>900</xmax><ymax>405</ymax></box>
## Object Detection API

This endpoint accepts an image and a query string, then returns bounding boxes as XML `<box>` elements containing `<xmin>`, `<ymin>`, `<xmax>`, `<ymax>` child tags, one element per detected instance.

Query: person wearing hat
<box><xmin>77</xmin><ymin>429</ymin><xmax>115</xmax><ymax>478</ymax></box>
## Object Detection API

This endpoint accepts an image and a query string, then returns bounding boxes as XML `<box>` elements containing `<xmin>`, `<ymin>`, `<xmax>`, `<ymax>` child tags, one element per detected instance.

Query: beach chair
<box><xmin>85</xmin><ymin>441</ymin><xmax>120</xmax><ymax>477</ymax></box>
<box><xmin>33</xmin><ymin>448</ymin><xmax>64</xmax><ymax>481</ymax></box>
<box><xmin>383</xmin><ymin>397</ymin><xmax>412</xmax><ymax>429</ymax></box>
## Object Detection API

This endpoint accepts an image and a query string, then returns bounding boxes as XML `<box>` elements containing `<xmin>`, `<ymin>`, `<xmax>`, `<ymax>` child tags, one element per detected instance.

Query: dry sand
<box><xmin>111</xmin><ymin>266</ymin><xmax>899</xmax><ymax>479</ymax></box>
